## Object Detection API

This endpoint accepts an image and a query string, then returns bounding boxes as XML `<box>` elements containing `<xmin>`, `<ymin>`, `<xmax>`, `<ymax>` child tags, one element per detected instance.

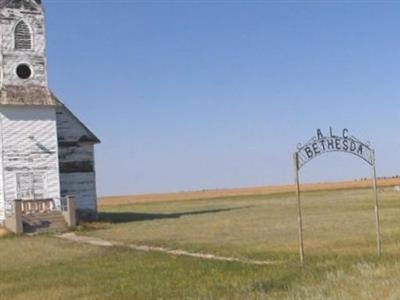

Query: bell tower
<box><xmin>0</xmin><ymin>0</ymin><xmax>59</xmax><ymax>222</ymax></box>
<box><xmin>0</xmin><ymin>0</ymin><xmax>47</xmax><ymax>88</ymax></box>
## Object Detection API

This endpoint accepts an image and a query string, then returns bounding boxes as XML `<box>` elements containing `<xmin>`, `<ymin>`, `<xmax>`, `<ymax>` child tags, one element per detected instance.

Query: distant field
<box><xmin>99</xmin><ymin>178</ymin><xmax>400</xmax><ymax>206</ymax></box>
<box><xmin>2</xmin><ymin>186</ymin><xmax>400</xmax><ymax>299</ymax></box>
<box><xmin>94</xmin><ymin>187</ymin><xmax>400</xmax><ymax>259</ymax></box>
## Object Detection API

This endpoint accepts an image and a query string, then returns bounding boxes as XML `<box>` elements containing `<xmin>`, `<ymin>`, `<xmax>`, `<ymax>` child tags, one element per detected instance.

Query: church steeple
<box><xmin>0</xmin><ymin>0</ymin><xmax>46</xmax><ymax>87</ymax></box>
<box><xmin>0</xmin><ymin>0</ymin><xmax>54</xmax><ymax>105</ymax></box>
<box><xmin>0</xmin><ymin>0</ymin><xmax>42</xmax><ymax>11</ymax></box>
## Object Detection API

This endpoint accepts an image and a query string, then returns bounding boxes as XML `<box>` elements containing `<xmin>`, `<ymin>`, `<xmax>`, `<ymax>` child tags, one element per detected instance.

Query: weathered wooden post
<box><xmin>62</xmin><ymin>196</ymin><xmax>77</xmax><ymax>227</ymax></box>
<box><xmin>5</xmin><ymin>200</ymin><xmax>23</xmax><ymax>234</ymax></box>
<box><xmin>371</xmin><ymin>151</ymin><xmax>381</xmax><ymax>257</ymax></box>
<box><xmin>293</xmin><ymin>152</ymin><xmax>304</xmax><ymax>266</ymax></box>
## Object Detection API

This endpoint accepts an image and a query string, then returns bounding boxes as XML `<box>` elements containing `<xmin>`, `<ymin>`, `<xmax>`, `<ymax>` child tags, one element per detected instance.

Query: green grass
<box><xmin>0</xmin><ymin>236</ymin><xmax>301</xmax><ymax>299</ymax></box>
<box><xmin>90</xmin><ymin>188</ymin><xmax>400</xmax><ymax>259</ymax></box>
<box><xmin>1</xmin><ymin>188</ymin><xmax>400</xmax><ymax>299</ymax></box>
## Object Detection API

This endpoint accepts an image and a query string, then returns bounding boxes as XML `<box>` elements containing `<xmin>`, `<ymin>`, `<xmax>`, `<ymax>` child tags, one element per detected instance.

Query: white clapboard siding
<box><xmin>58</xmin><ymin>144</ymin><xmax>94</xmax><ymax>162</ymax></box>
<box><xmin>56</xmin><ymin>105</ymin><xmax>98</xmax><ymax>143</ymax></box>
<box><xmin>60</xmin><ymin>173</ymin><xmax>97</xmax><ymax>211</ymax></box>
<box><xmin>0</xmin><ymin>107</ymin><xmax>60</xmax><ymax>217</ymax></box>
<box><xmin>56</xmin><ymin>104</ymin><xmax>98</xmax><ymax>214</ymax></box>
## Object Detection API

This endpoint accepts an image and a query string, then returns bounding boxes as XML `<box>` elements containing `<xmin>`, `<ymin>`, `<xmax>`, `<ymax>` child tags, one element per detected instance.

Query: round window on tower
<box><xmin>16</xmin><ymin>64</ymin><xmax>32</xmax><ymax>79</ymax></box>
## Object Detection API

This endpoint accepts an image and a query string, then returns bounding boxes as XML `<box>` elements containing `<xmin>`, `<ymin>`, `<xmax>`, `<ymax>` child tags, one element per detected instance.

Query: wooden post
<box><xmin>371</xmin><ymin>151</ymin><xmax>381</xmax><ymax>257</ymax></box>
<box><xmin>14</xmin><ymin>200</ymin><xmax>23</xmax><ymax>234</ymax></box>
<box><xmin>293</xmin><ymin>152</ymin><xmax>304</xmax><ymax>266</ymax></box>
<box><xmin>62</xmin><ymin>196</ymin><xmax>77</xmax><ymax>227</ymax></box>
<box><xmin>5</xmin><ymin>200</ymin><xmax>23</xmax><ymax>234</ymax></box>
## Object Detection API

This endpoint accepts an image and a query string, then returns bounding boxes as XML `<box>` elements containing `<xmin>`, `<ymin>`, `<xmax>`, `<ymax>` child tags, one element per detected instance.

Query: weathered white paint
<box><xmin>0</xmin><ymin>1</ymin><xmax>47</xmax><ymax>87</ymax></box>
<box><xmin>59</xmin><ymin>144</ymin><xmax>94</xmax><ymax>164</ymax></box>
<box><xmin>56</xmin><ymin>104</ymin><xmax>99</xmax><ymax>216</ymax></box>
<box><xmin>0</xmin><ymin>106</ymin><xmax>60</xmax><ymax>219</ymax></box>
<box><xmin>56</xmin><ymin>104</ymin><xmax>98</xmax><ymax>143</ymax></box>
<box><xmin>60</xmin><ymin>173</ymin><xmax>97</xmax><ymax>211</ymax></box>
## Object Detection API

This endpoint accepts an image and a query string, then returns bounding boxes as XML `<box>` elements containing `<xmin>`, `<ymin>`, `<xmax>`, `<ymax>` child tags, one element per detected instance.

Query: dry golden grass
<box><xmin>88</xmin><ymin>187</ymin><xmax>400</xmax><ymax>299</ymax></box>
<box><xmin>99</xmin><ymin>178</ymin><xmax>400</xmax><ymax>207</ymax></box>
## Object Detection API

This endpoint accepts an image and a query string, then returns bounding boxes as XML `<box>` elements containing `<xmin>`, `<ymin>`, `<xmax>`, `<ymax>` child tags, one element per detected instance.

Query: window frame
<box><xmin>14</xmin><ymin>20</ymin><xmax>33</xmax><ymax>51</ymax></box>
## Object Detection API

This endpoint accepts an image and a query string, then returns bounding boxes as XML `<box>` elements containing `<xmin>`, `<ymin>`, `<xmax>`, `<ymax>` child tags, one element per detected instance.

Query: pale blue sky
<box><xmin>44</xmin><ymin>1</ymin><xmax>400</xmax><ymax>196</ymax></box>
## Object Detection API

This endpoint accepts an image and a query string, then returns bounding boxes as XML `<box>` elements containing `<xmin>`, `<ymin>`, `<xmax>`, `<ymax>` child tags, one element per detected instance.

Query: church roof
<box><xmin>0</xmin><ymin>85</ymin><xmax>57</xmax><ymax>106</ymax></box>
<box><xmin>0</xmin><ymin>86</ymin><xmax>100</xmax><ymax>143</ymax></box>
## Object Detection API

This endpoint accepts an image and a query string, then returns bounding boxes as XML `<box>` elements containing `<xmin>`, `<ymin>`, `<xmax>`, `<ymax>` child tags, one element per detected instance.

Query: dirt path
<box><xmin>58</xmin><ymin>232</ymin><xmax>280</xmax><ymax>266</ymax></box>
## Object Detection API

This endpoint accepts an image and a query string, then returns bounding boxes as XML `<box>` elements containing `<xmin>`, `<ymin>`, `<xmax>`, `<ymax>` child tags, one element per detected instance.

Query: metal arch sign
<box><xmin>296</xmin><ymin>128</ymin><xmax>375</xmax><ymax>169</ymax></box>
<box><xmin>293</xmin><ymin>128</ymin><xmax>381</xmax><ymax>266</ymax></box>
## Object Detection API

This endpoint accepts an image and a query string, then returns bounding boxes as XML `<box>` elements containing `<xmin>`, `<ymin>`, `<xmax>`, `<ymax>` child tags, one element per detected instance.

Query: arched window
<box><xmin>15</xmin><ymin>21</ymin><xmax>32</xmax><ymax>50</ymax></box>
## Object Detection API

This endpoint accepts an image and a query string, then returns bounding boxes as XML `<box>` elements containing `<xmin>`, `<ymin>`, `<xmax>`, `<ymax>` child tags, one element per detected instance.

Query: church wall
<box><xmin>0</xmin><ymin>106</ymin><xmax>61</xmax><ymax>217</ymax></box>
<box><xmin>56</xmin><ymin>107</ymin><xmax>90</xmax><ymax>141</ymax></box>
<box><xmin>58</xmin><ymin>143</ymin><xmax>97</xmax><ymax>212</ymax></box>
<box><xmin>56</xmin><ymin>105</ymin><xmax>98</xmax><ymax>218</ymax></box>
<box><xmin>60</xmin><ymin>172</ymin><xmax>97</xmax><ymax>212</ymax></box>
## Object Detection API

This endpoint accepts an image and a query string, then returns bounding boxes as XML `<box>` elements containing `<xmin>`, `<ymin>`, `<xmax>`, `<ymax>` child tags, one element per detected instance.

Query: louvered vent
<box><xmin>15</xmin><ymin>21</ymin><xmax>32</xmax><ymax>50</ymax></box>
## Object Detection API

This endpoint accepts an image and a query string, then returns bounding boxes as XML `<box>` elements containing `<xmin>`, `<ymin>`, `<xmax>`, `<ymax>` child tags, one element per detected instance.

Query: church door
<box><xmin>16</xmin><ymin>173</ymin><xmax>45</xmax><ymax>200</ymax></box>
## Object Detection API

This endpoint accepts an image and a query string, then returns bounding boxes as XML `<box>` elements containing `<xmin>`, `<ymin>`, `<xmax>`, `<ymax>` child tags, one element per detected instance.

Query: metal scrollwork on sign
<box><xmin>296</xmin><ymin>127</ymin><xmax>375</xmax><ymax>169</ymax></box>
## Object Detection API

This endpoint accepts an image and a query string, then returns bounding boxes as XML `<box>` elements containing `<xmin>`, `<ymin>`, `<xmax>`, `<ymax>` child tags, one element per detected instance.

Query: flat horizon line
<box><xmin>98</xmin><ymin>177</ymin><xmax>400</xmax><ymax>206</ymax></box>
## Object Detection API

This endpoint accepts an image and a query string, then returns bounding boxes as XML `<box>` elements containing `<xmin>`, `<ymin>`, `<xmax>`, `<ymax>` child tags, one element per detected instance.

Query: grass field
<box><xmin>2</xmin><ymin>186</ymin><xmax>400</xmax><ymax>299</ymax></box>
<box><xmin>99</xmin><ymin>178</ymin><xmax>400</xmax><ymax>206</ymax></box>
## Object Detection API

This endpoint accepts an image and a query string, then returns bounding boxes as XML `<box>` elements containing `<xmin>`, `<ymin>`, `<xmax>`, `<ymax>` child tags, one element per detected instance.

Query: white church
<box><xmin>0</xmin><ymin>0</ymin><xmax>100</xmax><ymax>232</ymax></box>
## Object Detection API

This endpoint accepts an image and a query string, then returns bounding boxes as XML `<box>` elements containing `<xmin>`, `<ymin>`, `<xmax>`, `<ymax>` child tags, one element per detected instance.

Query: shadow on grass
<box><xmin>99</xmin><ymin>206</ymin><xmax>252</xmax><ymax>224</ymax></box>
